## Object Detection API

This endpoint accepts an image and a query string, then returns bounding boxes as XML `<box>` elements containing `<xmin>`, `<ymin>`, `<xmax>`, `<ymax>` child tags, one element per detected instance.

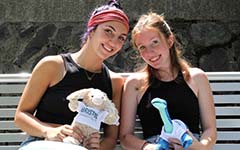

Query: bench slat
<box><xmin>214</xmin><ymin>95</ymin><xmax>240</xmax><ymax>104</ymax></box>
<box><xmin>0</xmin><ymin>121</ymin><xmax>19</xmax><ymax>130</ymax></box>
<box><xmin>2</xmin><ymin>95</ymin><xmax>239</xmax><ymax>105</ymax></box>
<box><xmin>0</xmin><ymin>84</ymin><xmax>25</xmax><ymax>93</ymax></box>
<box><xmin>217</xmin><ymin>131</ymin><xmax>240</xmax><ymax>140</ymax></box>
<box><xmin>214</xmin><ymin>144</ymin><xmax>240</xmax><ymax>150</ymax></box>
<box><xmin>0</xmin><ymin>97</ymin><xmax>20</xmax><ymax>105</ymax></box>
<box><xmin>0</xmin><ymin>74</ymin><xmax>30</xmax><ymax>83</ymax></box>
<box><xmin>2</xmin><ymin>107</ymin><xmax>238</xmax><ymax>118</ymax></box>
<box><xmin>216</xmin><ymin>107</ymin><xmax>240</xmax><ymax>116</ymax></box>
<box><xmin>0</xmin><ymin>78</ymin><xmax>29</xmax><ymax>83</ymax></box>
<box><xmin>0</xmin><ymin>108</ymin><xmax>16</xmax><ymax>118</ymax></box>
<box><xmin>217</xmin><ymin>119</ymin><xmax>240</xmax><ymax>128</ymax></box>
<box><xmin>210</xmin><ymin>83</ymin><xmax>240</xmax><ymax>91</ymax></box>
<box><xmin>0</xmin><ymin>133</ymin><xmax>27</xmax><ymax>142</ymax></box>
<box><xmin>206</xmin><ymin>72</ymin><xmax>240</xmax><ymax>81</ymax></box>
<box><xmin>0</xmin><ymin>146</ymin><xmax>20</xmax><ymax>150</ymax></box>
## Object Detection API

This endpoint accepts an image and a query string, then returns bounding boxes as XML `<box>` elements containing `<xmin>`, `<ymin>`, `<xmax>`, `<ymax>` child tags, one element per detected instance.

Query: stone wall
<box><xmin>0</xmin><ymin>0</ymin><xmax>239</xmax><ymax>73</ymax></box>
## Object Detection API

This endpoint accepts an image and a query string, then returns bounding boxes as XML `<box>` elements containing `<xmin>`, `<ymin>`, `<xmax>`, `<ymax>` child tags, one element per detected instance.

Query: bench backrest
<box><xmin>207</xmin><ymin>72</ymin><xmax>240</xmax><ymax>150</ymax></box>
<box><xmin>0</xmin><ymin>74</ymin><xmax>30</xmax><ymax>150</ymax></box>
<box><xmin>0</xmin><ymin>72</ymin><xmax>240</xmax><ymax>150</ymax></box>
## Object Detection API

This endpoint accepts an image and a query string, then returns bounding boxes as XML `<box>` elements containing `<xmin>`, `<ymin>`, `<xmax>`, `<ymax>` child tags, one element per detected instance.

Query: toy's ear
<box><xmin>68</xmin><ymin>101</ymin><xmax>78</xmax><ymax>112</ymax></box>
<box><xmin>66</xmin><ymin>88</ymin><xmax>92</xmax><ymax>100</ymax></box>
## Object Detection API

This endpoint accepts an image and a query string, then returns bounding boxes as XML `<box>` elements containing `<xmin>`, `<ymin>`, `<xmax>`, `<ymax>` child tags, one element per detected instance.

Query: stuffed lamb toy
<box><xmin>63</xmin><ymin>88</ymin><xmax>119</xmax><ymax>145</ymax></box>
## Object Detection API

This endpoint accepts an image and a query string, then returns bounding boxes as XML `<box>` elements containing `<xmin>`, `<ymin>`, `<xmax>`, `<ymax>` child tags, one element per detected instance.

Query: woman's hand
<box><xmin>45</xmin><ymin>124</ymin><xmax>84</xmax><ymax>143</ymax></box>
<box><xmin>168</xmin><ymin>130</ymin><xmax>200</xmax><ymax>150</ymax></box>
<box><xmin>83</xmin><ymin>132</ymin><xmax>100</xmax><ymax>150</ymax></box>
<box><xmin>168</xmin><ymin>138</ymin><xmax>184</xmax><ymax>150</ymax></box>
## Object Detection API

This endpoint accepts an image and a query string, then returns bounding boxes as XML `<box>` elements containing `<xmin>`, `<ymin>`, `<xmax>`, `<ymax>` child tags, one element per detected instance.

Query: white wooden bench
<box><xmin>0</xmin><ymin>72</ymin><xmax>240</xmax><ymax>150</ymax></box>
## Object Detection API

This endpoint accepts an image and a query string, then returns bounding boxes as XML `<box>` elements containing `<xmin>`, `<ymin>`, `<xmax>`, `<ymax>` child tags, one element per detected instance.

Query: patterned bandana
<box><xmin>88</xmin><ymin>9</ymin><xmax>129</xmax><ymax>31</ymax></box>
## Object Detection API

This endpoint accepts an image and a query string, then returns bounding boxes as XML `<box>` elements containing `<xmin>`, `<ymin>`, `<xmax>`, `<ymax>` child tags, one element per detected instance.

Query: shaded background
<box><xmin>0</xmin><ymin>0</ymin><xmax>239</xmax><ymax>73</ymax></box>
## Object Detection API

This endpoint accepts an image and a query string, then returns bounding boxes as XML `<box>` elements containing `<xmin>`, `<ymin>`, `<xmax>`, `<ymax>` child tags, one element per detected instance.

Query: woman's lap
<box><xmin>19</xmin><ymin>136</ymin><xmax>87</xmax><ymax>150</ymax></box>
<box><xmin>146</xmin><ymin>133</ymin><xmax>200</xmax><ymax>143</ymax></box>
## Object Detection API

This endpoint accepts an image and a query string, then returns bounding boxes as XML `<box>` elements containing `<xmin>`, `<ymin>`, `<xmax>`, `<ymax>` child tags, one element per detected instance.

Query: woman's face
<box><xmin>134</xmin><ymin>28</ymin><xmax>171</xmax><ymax>69</ymax></box>
<box><xmin>90</xmin><ymin>21</ymin><xmax>128</xmax><ymax>60</ymax></box>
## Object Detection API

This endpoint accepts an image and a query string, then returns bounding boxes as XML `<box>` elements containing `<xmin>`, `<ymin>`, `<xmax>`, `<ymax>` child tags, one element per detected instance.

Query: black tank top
<box><xmin>35</xmin><ymin>53</ymin><xmax>113</xmax><ymax>125</ymax></box>
<box><xmin>137</xmin><ymin>72</ymin><xmax>200</xmax><ymax>139</ymax></box>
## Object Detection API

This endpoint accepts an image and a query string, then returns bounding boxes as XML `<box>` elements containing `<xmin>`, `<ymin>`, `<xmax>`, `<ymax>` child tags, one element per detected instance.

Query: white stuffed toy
<box><xmin>63</xmin><ymin>88</ymin><xmax>120</xmax><ymax>145</ymax></box>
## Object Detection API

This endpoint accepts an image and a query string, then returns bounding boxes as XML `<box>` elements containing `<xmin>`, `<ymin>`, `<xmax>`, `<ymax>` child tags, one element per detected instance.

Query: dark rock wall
<box><xmin>0</xmin><ymin>0</ymin><xmax>239</xmax><ymax>73</ymax></box>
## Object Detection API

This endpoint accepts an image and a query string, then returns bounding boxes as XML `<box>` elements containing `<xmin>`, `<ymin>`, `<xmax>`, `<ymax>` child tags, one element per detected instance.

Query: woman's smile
<box><xmin>102</xmin><ymin>43</ymin><xmax>113</xmax><ymax>52</ymax></box>
<box><xmin>149</xmin><ymin>55</ymin><xmax>161</xmax><ymax>62</ymax></box>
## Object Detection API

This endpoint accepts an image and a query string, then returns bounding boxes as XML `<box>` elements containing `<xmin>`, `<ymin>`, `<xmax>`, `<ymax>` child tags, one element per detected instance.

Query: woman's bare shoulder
<box><xmin>189</xmin><ymin>67</ymin><xmax>205</xmax><ymax>76</ymax></box>
<box><xmin>189</xmin><ymin>67</ymin><xmax>208</xmax><ymax>82</ymax></box>
<box><xmin>33</xmin><ymin>55</ymin><xmax>63</xmax><ymax>72</ymax></box>
<box><xmin>126</xmin><ymin>72</ymin><xmax>146</xmax><ymax>80</ymax></box>
<box><xmin>38</xmin><ymin>55</ymin><xmax>63</xmax><ymax>66</ymax></box>
<box><xmin>124</xmin><ymin>72</ymin><xmax>147</xmax><ymax>87</ymax></box>
<box><xmin>31</xmin><ymin>55</ymin><xmax>65</xmax><ymax>83</ymax></box>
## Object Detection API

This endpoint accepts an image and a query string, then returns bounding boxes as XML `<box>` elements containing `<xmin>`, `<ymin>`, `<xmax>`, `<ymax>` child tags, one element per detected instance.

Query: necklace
<box><xmin>84</xmin><ymin>70</ymin><xmax>96</xmax><ymax>80</ymax></box>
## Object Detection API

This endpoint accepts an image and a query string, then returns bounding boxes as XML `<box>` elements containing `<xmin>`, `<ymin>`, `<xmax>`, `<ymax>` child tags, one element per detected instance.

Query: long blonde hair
<box><xmin>131</xmin><ymin>12</ymin><xmax>191</xmax><ymax>88</ymax></box>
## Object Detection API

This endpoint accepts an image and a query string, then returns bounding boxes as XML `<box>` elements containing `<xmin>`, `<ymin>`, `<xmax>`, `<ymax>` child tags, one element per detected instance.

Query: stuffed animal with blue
<box><xmin>151</xmin><ymin>98</ymin><xmax>193</xmax><ymax>150</ymax></box>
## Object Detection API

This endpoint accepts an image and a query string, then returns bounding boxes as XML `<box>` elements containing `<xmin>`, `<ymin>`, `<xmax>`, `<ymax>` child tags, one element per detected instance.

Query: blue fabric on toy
<box><xmin>151</xmin><ymin>98</ymin><xmax>193</xmax><ymax>150</ymax></box>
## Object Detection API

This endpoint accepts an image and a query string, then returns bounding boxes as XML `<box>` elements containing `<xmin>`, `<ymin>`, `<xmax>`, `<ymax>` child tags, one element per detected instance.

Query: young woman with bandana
<box><xmin>120</xmin><ymin>12</ymin><xmax>216</xmax><ymax>150</ymax></box>
<box><xmin>15</xmin><ymin>1</ymin><xmax>129</xmax><ymax>150</ymax></box>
